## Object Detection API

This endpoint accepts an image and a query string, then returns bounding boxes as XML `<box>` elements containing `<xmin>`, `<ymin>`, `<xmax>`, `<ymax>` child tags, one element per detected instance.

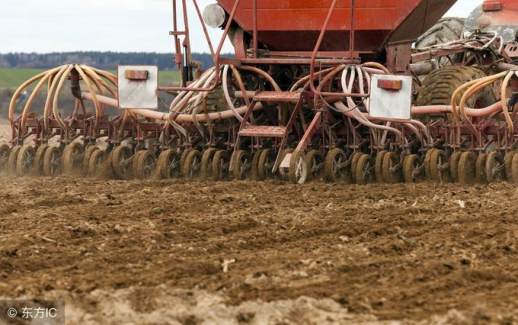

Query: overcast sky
<box><xmin>0</xmin><ymin>0</ymin><xmax>481</xmax><ymax>54</ymax></box>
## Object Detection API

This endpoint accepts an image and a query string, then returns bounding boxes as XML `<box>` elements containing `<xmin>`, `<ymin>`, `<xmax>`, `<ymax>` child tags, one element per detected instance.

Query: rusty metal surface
<box><xmin>239</xmin><ymin>125</ymin><xmax>286</xmax><ymax>137</ymax></box>
<box><xmin>253</xmin><ymin>91</ymin><xmax>301</xmax><ymax>103</ymax></box>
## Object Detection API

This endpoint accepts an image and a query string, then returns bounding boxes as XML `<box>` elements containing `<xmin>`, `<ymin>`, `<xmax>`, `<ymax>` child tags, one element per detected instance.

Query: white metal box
<box><xmin>118</xmin><ymin>65</ymin><xmax>158</xmax><ymax>110</ymax></box>
<box><xmin>368</xmin><ymin>74</ymin><xmax>412</xmax><ymax>121</ymax></box>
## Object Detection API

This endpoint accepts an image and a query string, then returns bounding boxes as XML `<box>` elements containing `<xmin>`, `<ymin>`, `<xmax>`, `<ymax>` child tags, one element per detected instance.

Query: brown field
<box><xmin>0</xmin><ymin>175</ymin><xmax>517</xmax><ymax>324</ymax></box>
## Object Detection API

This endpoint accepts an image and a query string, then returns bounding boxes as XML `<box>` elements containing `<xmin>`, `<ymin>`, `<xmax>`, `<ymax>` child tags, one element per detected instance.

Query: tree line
<box><xmin>0</xmin><ymin>52</ymin><xmax>216</xmax><ymax>70</ymax></box>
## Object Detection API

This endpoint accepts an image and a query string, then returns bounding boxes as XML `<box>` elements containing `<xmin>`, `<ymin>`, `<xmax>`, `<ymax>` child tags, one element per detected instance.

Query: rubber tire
<box><xmin>200</xmin><ymin>148</ymin><xmax>217</xmax><ymax>179</ymax></box>
<box><xmin>511</xmin><ymin>154</ymin><xmax>518</xmax><ymax>184</ymax></box>
<box><xmin>258</xmin><ymin>149</ymin><xmax>274</xmax><ymax>180</ymax></box>
<box><xmin>304</xmin><ymin>150</ymin><xmax>323</xmax><ymax>182</ymax></box>
<box><xmin>211</xmin><ymin>150</ymin><xmax>229</xmax><ymax>181</ymax></box>
<box><xmin>231</xmin><ymin>150</ymin><xmax>251</xmax><ymax>180</ymax></box>
<box><xmin>504</xmin><ymin>151</ymin><xmax>517</xmax><ymax>181</ymax></box>
<box><xmin>324</xmin><ymin>148</ymin><xmax>349</xmax><ymax>183</ymax></box>
<box><xmin>475</xmin><ymin>153</ymin><xmax>488</xmax><ymax>184</ymax></box>
<box><xmin>449</xmin><ymin>151</ymin><xmax>462</xmax><ymax>182</ymax></box>
<box><xmin>429</xmin><ymin>149</ymin><xmax>450</xmax><ymax>182</ymax></box>
<box><xmin>458</xmin><ymin>151</ymin><xmax>477</xmax><ymax>185</ymax></box>
<box><xmin>88</xmin><ymin>149</ymin><xmax>106</xmax><ymax>178</ymax></box>
<box><xmin>181</xmin><ymin>150</ymin><xmax>201</xmax><ymax>179</ymax></box>
<box><xmin>7</xmin><ymin>145</ymin><xmax>21</xmax><ymax>175</ymax></box>
<box><xmin>0</xmin><ymin>144</ymin><xmax>10</xmax><ymax>173</ymax></box>
<box><xmin>350</xmin><ymin>152</ymin><xmax>362</xmax><ymax>183</ymax></box>
<box><xmin>111</xmin><ymin>145</ymin><xmax>134</xmax><ymax>179</ymax></box>
<box><xmin>416</xmin><ymin>66</ymin><xmax>494</xmax><ymax>108</ymax></box>
<box><xmin>156</xmin><ymin>149</ymin><xmax>179</xmax><ymax>179</ymax></box>
<box><xmin>62</xmin><ymin>142</ymin><xmax>84</xmax><ymax>175</ymax></box>
<box><xmin>82</xmin><ymin>145</ymin><xmax>98</xmax><ymax>175</ymax></box>
<box><xmin>288</xmin><ymin>150</ymin><xmax>308</xmax><ymax>184</ymax></box>
<box><xmin>403</xmin><ymin>154</ymin><xmax>420</xmax><ymax>183</ymax></box>
<box><xmin>485</xmin><ymin>152</ymin><xmax>503</xmax><ymax>183</ymax></box>
<box><xmin>43</xmin><ymin>146</ymin><xmax>63</xmax><ymax>177</ymax></box>
<box><xmin>16</xmin><ymin>145</ymin><xmax>35</xmax><ymax>176</ymax></box>
<box><xmin>375</xmin><ymin>151</ymin><xmax>387</xmax><ymax>182</ymax></box>
<box><xmin>355</xmin><ymin>154</ymin><xmax>374</xmax><ymax>185</ymax></box>
<box><xmin>382</xmin><ymin>152</ymin><xmax>402</xmax><ymax>184</ymax></box>
<box><xmin>250</xmin><ymin>150</ymin><xmax>264</xmax><ymax>181</ymax></box>
<box><xmin>135</xmin><ymin>149</ymin><xmax>156</xmax><ymax>179</ymax></box>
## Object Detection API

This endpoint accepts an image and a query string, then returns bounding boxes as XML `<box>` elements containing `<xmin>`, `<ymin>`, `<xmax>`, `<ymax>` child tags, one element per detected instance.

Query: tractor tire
<box><xmin>414</xmin><ymin>17</ymin><xmax>465</xmax><ymax>49</ymax></box>
<box><xmin>416</xmin><ymin>66</ymin><xmax>495</xmax><ymax>108</ymax></box>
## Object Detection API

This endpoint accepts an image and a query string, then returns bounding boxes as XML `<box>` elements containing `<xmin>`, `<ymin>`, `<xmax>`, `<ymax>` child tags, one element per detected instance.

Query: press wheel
<box><xmin>16</xmin><ymin>144</ymin><xmax>35</xmax><ymax>176</ymax></box>
<box><xmin>374</xmin><ymin>151</ymin><xmax>387</xmax><ymax>182</ymax></box>
<box><xmin>156</xmin><ymin>149</ymin><xmax>180</xmax><ymax>179</ymax></box>
<box><xmin>62</xmin><ymin>142</ymin><xmax>84</xmax><ymax>175</ymax></box>
<box><xmin>181</xmin><ymin>149</ymin><xmax>201</xmax><ymax>179</ymax></box>
<box><xmin>200</xmin><ymin>148</ymin><xmax>217</xmax><ymax>179</ymax></box>
<box><xmin>475</xmin><ymin>153</ymin><xmax>487</xmax><ymax>183</ymax></box>
<box><xmin>135</xmin><ymin>149</ymin><xmax>157</xmax><ymax>179</ymax></box>
<box><xmin>0</xmin><ymin>144</ymin><xmax>10</xmax><ymax>173</ymax></box>
<box><xmin>231</xmin><ymin>150</ymin><xmax>251</xmax><ymax>180</ymax></box>
<box><xmin>429</xmin><ymin>149</ymin><xmax>450</xmax><ymax>182</ymax></box>
<box><xmin>304</xmin><ymin>150</ymin><xmax>323</xmax><ymax>182</ymax></box>
<box><xmin>288</xmin><ymin>150</ymin><xmax>308</xmax><ymax>184</ymax></box>
<box><xmin>449</xmin><ymin>151</ymin><xmax>462</xmax><ymax>182</ymax></box>
<box><xmin>382</xmin><ymin>152</ymin><xmax>402</xmax><ymax>183</ymax></box>
<box><xmin>7</xmin><ymin>145</ymin><xmax>21</xmax><ymax>175</ymax></box>
<box><xmin>324</xmin><ymin>148</ymin><xmax>350</xmax><ymax>183</ymax></box>
<box><xmin>424</xmin><ymin>149</ymin><xmax>436</xmax><ymax>179</ymax></box>
<box><xmin>43</xmin><ymin>146</ymin><xmax>63</xmax><ymax>177</ymax></box>
<box><xmin>88</xmin><ymin>149</ymin><xmax>107</xmax><ymax>178</ymax></box>
<box><xmin>458</xmin><ymin>151</ymin><xmax>477</xmax><ymax>185</ymax></box>
<box><xmin>211</xmin><ymin>150</ymin><xmax>229</xmax><ymax>181</ymax></box>
<box><xmin>403</xmin><ymin>154</ymin><xmax>421</xmax><ymax>183</ymax></box>
<box><xmin>504</xmin><ymin>151</ymin><xmax>517</xmax><ymax>181</ymax></box>
<box><xmin>350</xmin><ymin>152</ymin><xmax>362</xmax><ymax>183</ymax></box>
<box><xmin>355</xmin><ymin>154</ymin><xmax>374</xmax><ymax>185</ymax></box>
<box><xmin>250</xmin><ymin>150</ymin><xmax>263</xmax><ymax>181</ymax></box>
<box><xmin>82</xmin><ymin>144</ymin><xmax>98</xmax><ymax>175</ymax></box>
<box><xmin>485</xmin><ymin>151</ymin><xmax>503</xmax><ymax>183</ymax></box>
<box><xmin>257</xmin><ymin>149</ymin><xmax>275</xmax><ymax>180</ymax></box>
<box><xmin>111</xmin><ymin>145</ymin><xmax>134</xmax><ymax>179</ymax></box>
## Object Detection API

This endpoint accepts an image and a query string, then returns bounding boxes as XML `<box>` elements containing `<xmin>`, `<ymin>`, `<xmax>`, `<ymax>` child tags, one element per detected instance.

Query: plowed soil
<box><xmin>0</xmin><ymin>176</ymin><xmax>517</xmax><ymax>324</ymax></box>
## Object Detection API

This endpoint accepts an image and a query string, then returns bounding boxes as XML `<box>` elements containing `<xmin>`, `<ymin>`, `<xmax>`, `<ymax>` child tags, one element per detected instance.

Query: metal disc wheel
<box><xmin>16</xmin><ymin>144</ymin><xmax>35</xmax><ymax>176</ymax></box>
<box><xmin>111</xmin><ymin>145</ymin><xmax>134</xmax><ymax>179</ymax></box>
<box><xmin>382</xmin><ymin>152</ymin><xmax>402</xmax><ymax>183</ymax></box>
<box><xmin>355</xmin><ymin>154</ymin><xmax>374</xmax><ymax>185</ymax></box>
<box><xmin>375</xmin><ymin>151</ymin><xmax>387</xmax><ymax>182</ymax></box>
<box><xmin>0</xmin><ymin>144</ymin><xmax>10</xmax><ymax>173</ymax></box>
<box><xmin>62</xmin><ymin>142</ymin><xmax>84</xmax><ymax>175</ymax></box>
<box><xmin>449</xmin><ymin>151</ymin><xmax>462</xmax><ymax>182</ymax></box>
<box><xmin>200</xmin><ymin>148</ymin><xmax>217</xmax><ymax>179</ymax></box>
<box><xmin>7</xmin><ymin>145</ymin><xmax>21</xmax><ymax>175</ymax></box>
<box><xmin>211</xmin><ymin>150</ymin><xmax>229</xmax><ymax>181</ymax></box>
<box><xmin>458</xmin><ymin>151</ymin><xmax>477</xmax><ymax>185</ymax></box>
<box><xmin>324</xmin><ymin>148</ymin><xmax>350</xmax><ymax>183</ymax></box>
<box><xmin>475</xmin><ymin>153</ymin><xmax>487</xmax><ymax>183</ymax></box>
<box><xmin>43</xmin><ymin>146</ymin><xmax>63</xmax><ymax>177</ymax></box>
<box><xmin>231</xmin><ymin>150</ymin><xmax>251</xmax><ymax>180</ymax></box>
<box><xmin>504</xmin><ymin>151</ymin><xmax>517</xmax><ymax>181</ymax></box>
<box><xmin>181</xmin><ymin>149</ymin><xmax>201</xmax><ymax>179</ymax></box>
<box><xmin>304</xmin><ymin>150</ymin><xmax>323</xmax><ymax>182</ymax></box>
<box><xmin>403</xmin><ymin>154</ymin><xmax>421</xmax><ymax>183</ymax></box>
<box><xmin>156</xmin><ymin>149</ymin><xmax>180</xmax><ymax>179</ymax></box>
<box><xmin>429</xmin><ymin>149</ymin><xmax>450</xmax><ymax>182</ymax></box>
<box><xmin>485</xmin><ymin>152</ymin><xmax>504</xmax><ymax>183</ymax></box>
<box><xmin>88</xmin><ymin>149</ymin><xmax>107</xmax><ymax>178</ymax></box>
<box><xmin>288</xmin><ymin>150</ymin><xmax>308</xmax><ymax>184</ymax></box>
<box><xmin>135</xmin><ymin>149</ymin><xmax>157</xmax><ymax>179</ymax></box>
